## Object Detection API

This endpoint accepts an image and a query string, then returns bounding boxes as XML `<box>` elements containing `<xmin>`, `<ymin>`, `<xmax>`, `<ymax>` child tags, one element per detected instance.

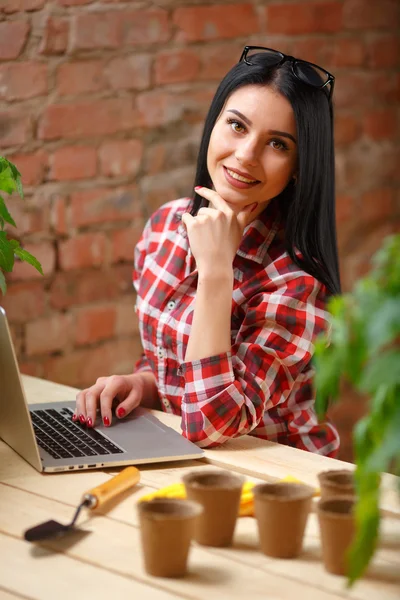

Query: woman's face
<box><xmin>207</xmin><ymin>84</ymin><xmax>298</xmax><ymax>221</ymax></box>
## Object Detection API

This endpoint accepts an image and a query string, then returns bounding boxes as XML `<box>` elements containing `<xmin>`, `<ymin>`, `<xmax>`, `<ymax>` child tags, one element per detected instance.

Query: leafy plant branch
<box><xmin>0</xmin><ymin>156</ymin><xmax>43</xmax><ymax>295</ymax></box>
<box><xmin>314</xmin><ymin>234</ymin><xmax>400</xmax><ymax>586</ymax></box>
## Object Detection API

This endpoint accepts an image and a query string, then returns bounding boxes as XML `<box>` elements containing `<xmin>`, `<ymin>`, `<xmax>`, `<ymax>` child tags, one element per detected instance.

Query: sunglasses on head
<box><xmin>239</xmin><ymin>45</ymin><xmax>335</xmax><ymax>101</ymax></box>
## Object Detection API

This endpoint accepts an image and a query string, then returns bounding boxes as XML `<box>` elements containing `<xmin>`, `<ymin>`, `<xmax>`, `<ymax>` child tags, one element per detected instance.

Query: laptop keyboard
<box><xmin>30</xmin><ymin>407</ymin><xmax>125</xmax><ymax>460</ymax></box>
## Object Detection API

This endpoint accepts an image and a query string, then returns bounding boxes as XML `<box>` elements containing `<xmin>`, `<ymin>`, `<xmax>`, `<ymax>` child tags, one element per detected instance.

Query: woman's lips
<box><xmin>223</xmin><ymin>166</ymin><xmax>260</xmax><ymax>189</ymax></box>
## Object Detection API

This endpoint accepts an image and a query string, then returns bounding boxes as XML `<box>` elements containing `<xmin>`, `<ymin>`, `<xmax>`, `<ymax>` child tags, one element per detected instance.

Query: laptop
<box><xmin>0</xmin><ymin>307</ymin><xmax>204</xmax><ymax>473</ymax></box>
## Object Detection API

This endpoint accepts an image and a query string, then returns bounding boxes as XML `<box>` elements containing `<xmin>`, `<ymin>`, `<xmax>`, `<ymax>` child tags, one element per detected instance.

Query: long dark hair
<box><xmin>190</xmin><ymin>53</ymin><xmax>341</xmax><ymax>296</ymax></box>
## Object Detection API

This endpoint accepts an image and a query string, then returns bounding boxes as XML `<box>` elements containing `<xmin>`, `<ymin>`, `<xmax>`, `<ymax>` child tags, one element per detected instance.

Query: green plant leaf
<box><xmin>347</xmin><ymin>477</ymin><xmax>380</xmax><ymax>586</ymax></box>
<box><xmin>360</xmin><ymin>350</ymin><xmax>400</xmax><ymax>392</ymax></box>
<box><xmin>364</xmin><ymin>404</ymin><xmax>400</xmax><ymax>472</ymax></box>
<box><xmin>12</xmin><ymin>243</ymin><xmax>43</xmax><ymax>275</ymax></box>
<box><xmin>0</xmin><ymin>166</ymin><xmax>17</xmax><ymax>195</ymax></box>
<box><xmin>8</xmin><ymin>161</ymin><xmax>23</xmax><ymax>198</ymax></box>
<box><xmin>367</xmin><ymin>298</ymin><xmax>400</xmax><ymax>353</ymax></box>
<box><xmin>0</xmin><ymin>231</ymin><xmax>15</xmax><ymax>272</ymax></box>
<box><xmin>0</xmin><ymin>269</ymin><xmax>6</xmax><ymax>295</ymax></box>
<box><xmin>0</xmin><ymin>195</ymin><xmax>17</xmax><ymax>228</ymax></box>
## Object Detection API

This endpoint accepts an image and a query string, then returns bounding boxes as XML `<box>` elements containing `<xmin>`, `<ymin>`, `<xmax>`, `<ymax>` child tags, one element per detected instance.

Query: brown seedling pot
<box><xmin>253</xmin><ymin>482</ymin><xmax>314</xmax><ymax>558</ymax></box>
<box><xmin>317</xmin><ymin>497</ymin><xmax>356</xmax><ymax>576</ymax></box>
<box><xmin>182</xmin><ymin>470</ymin><xmax>244</xmax><ymax>547</ymax></box>
<box><xmin>138</xmin><ymin>498</ymin><xmax>203</xmax><ymax>577</ymax></box>
<box><xmin>318</xmin><ymin>469</ymin><xmax>355</xmax><ymax>500</ymax></box>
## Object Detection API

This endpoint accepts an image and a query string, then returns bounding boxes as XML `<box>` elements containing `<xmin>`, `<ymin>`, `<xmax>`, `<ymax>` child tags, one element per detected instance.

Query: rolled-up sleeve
<box><xmin>179</xmin><ymin>274</ymin><xmax>339</xmax><ymax>457</ymax></box>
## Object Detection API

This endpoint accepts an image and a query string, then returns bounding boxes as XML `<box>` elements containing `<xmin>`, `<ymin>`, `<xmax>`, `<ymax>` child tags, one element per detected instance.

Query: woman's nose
<box><xmin>235</xmin><ymin>141</ymin><xmax>259</xmax><ymax>167</ymax></box>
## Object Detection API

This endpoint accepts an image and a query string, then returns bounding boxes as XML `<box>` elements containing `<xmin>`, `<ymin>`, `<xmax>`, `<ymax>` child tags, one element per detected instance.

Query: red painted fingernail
<box><xmin>117</xmin><ymin>406</ymin><xmax>126</xmax><ymax>418</ymax></box>
<box><xmin>103</xmin><ymin>416</ymin><xmax>110</xmax><ymax>427</ymax></box>
<box><xmin>86</xmin><ymin>417</ymin><xmax>93</xmax><ymax>428</ymax></box>
<box><xmin>72</xmin><ymin>413</ymin><xmax>78</xmax><ymax>422</ymax></box>
<box><xmin>194</xmin><ymin>186</ymin><xmax>201</xmax><ymax>190</ymax></box>
<box><xmin>79</xmin><ymin>414</ymin><xmax>86</xmax><ymax>424</ymax></box>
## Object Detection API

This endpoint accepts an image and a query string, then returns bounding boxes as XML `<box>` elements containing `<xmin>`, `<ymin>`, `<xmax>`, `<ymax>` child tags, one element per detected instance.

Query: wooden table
<box><xmin>0</xmin><ymin>375</ymin><xmax>399</xmax><ymax>600</ymax></box>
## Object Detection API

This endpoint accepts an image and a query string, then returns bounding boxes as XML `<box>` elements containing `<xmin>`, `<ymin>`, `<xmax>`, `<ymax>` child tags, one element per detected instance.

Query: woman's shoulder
<box><xmin>148</xmin><ymin>197</ymin><xmax>191</xmax><ymax>230</ymax></box>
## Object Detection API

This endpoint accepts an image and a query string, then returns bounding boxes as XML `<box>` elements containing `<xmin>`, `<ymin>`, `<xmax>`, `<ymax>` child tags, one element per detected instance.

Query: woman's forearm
<box><xmin>185</xmin><ymin>269</ymin><xmax>233</xmax><ymax>361</ymax></box>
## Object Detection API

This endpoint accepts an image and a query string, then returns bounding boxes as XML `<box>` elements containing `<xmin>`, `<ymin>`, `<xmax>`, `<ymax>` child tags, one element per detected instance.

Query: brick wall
<box><xmin>1</xmin><ymin>0</ymin><xmax>399</xmax><ymax>461</ymax></box>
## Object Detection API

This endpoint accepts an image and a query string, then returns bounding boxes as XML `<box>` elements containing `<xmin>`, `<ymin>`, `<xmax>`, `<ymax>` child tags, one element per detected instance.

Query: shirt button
<box><xmin>162</xmin><ymin>398</ymin><xmax>170</xmax><ymax>409</ymax></box>
<box><xmin>157</xmin><ymin>347</ymin><xmax>164</xmax><ymax>359</ymax></box>
<box><xmin>167</xmin><ymin>300</ymin><xmax>176</xmax><ymax>311</ymax></box>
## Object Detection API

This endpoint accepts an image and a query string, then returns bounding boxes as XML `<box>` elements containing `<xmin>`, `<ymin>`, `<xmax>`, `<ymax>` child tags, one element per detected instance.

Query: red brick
<box><xmin>39</xmin><ymin>17</ymin><xmax>68</xmax><ymax>56</ymax></box>
<box><xmin>7</xmin><ymin>151</ymin><xmax>47</xmax><ymax>186</ymax></box>
<box><xmin>199</xmin><ymin>43</ymin><xmax>243</xmax><ymax>80</ymax></box>
<box><xmin>59</xmin><ymin>233</ymin><xmax>107</xmax><ymax>271</ymax></box>
<box><xmin>368</xmin><ymin>72</ymin><xmax>400</xmax><ymax>104</ymax></box>
<box><xmin>2</xmin><ymin>0</ymin><xmax>45</xmax><ymax>13</ymax></box>
<box><xmin>19</xmin><ymin>361</ymin><xmax>43</xmax><ymax>377</ymax></box>
<box><xmin>334</xmin><ymin>113</ymin><xmax>361</xmax><ymax>145</ymax></box>
<box><xmin>367</xmin><ymin>34</ymin><xmax>400</xmax><ymax>69</ymax></box>
<box><xmin>363</xmin><ymin>107</ymin><xmax>398</xmax><ymax>141</ymax></box>
<box><xmin>0</xmin><ymin>111</ymin><xmax>31</xmax><ymax>148</ymax></box>
<box><xmin>50</xmin><ymin>146</ymin><xmax>97</xmax><ymax>181</ymax></box>
<box><xmin>26</xmin><ymin>313</ymin><xmax>72</xmax><ymax>356</ymax></box>
<box><xmin>174</xmin><ymin>4</ymin><xmax>258</xmax><ymax>42</ymax></box>
<box><xmin>0</xmin><ymin>62</ymin><xmax>47</xmax><ymax>101</ymax></box>
<box><xmin>294</xmin><ymin>37</ymin><xmax>365</xmax><ymax>69</ymax></box>
<box><xmin>56</xmin><ymin>61</ymin><xmax>106</xmax><ymax>96</ymax></box>
<box><xmin>105</xmin><ymin>54</ymin><xmax>151</xmax><ymax>91</ymax></box>
<box><xmin>70</xmin><ymin>186</ymin><xmax>140</xmax><ymax>228</ymax></box>
<box><xmin>111</xmin><ymin>224</ymin><xmax>144</xmax><ymax>263</ymax></box>
<box><xmin>343</xmin><ymin>0</ymin><xmax>399</xmax><ymax>30</ymax></box>
<box><xmin>70</xmin><ymin>11</ymin><xmax>121</xmax><ymax>51</ymax></box>
<box><xmin>0</xmin><ymin>21</ymin><xmax>30</xmax><ymax>60</ymax></box>
<box><xmin>334</xmin><ymin>73</ymin><xmax>370</xmax><ymax>108</ymax></box>
<box><xmin>359</xmin><ymin>188</ymin><xmax>394</xmax><ymax>225</ymax></box>
<box><xmin>0</xmin><ymin>281</ymin><xmax>46</xmax><ymax>322</ymax></box>
<box><xmin>8</xmin><ymin>241</ymin><xmax>55</xmax><ymax>282</ymax></box>
<box><xmin>50</xmin><ymin>195</ymin><xmax>67</xmax><ymax>235</ymax></box>
<box><xmin>136</xmin><ymin>91</ymin><xmax>187</xmax><ymax>128</ymax></box>
<box><xmin>335</xmin><ymin>194</ymin><xmax>354</xmax><ymax>224</ymax></box>
<box><xmin>58</xmin><ymin>0</ymin><xmax>94</xmax><ymax>5</ymax></box>
<box><xmin>38</xmin><ymin>99</ymin><xmax>137</xmax><ymax>141</ymax></box>
<box><xmin>43</xmin><ymin>337</ymin><xmax>141</xmax><ymax>388</ymax></box>
<box><xmin>74</xmin><ymin>304</ymin><xmax>117</xmax><ymax>346</ymax></box>
<box><xmin>121</xmin><ymin>10</ymin><xmax>170</xmax><ymax>46</ymax></box>
<box><xmin>49</xmin><ymin>265</ymin><xmax>132</xmax><ymax>309</ymax></box>
<box><xmin>266</xmin><ymin>2</ymin><xmax>342</xmax><ymax>35</ymax></box>
<box><xmin>155</xmin><ymin>49</ymin><xmax>200</xmax><ymax>85</ymax></box>
<box><xmin>5</xmin><ymin>193</ymin><xmax>50</xmax><ymax>235</ymax></box>
<box><xmin>99</xmin><ymin>140</ymin><xmax>143</xmax><ymax>178</ymax></box>
<box><xmin>116</xmin><ymin>298</ymin><xmax>137</xmax><ymax>336</ymax></box>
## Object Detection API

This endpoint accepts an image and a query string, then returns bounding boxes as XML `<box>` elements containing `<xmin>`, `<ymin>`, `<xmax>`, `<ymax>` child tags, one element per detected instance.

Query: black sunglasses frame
<box><xmin>239</xmin><ymin>45</ymin><xmax>335</xmax><ymax>101</ymax></box>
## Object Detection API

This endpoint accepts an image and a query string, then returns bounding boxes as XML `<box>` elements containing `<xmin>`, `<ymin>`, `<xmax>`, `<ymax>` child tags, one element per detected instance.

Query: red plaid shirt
<box><xmin>133</xmin><ymin>198</ymin><xmax>339</xmax><ymax>457</ymax></box>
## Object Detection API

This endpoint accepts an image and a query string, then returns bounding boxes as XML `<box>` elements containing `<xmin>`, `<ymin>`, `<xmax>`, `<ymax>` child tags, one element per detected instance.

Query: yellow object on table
<box><xmin>139</xmin><ymin>474</ymin><xmax>320</xmax><ymax>517</ymax></box>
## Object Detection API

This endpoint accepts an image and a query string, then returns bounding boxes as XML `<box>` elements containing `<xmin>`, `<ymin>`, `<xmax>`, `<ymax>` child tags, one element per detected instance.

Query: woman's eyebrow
<box><xmin>227</xmin><ymin>109</ymin><xmax>297</xmax><ymax>145</ymax></box>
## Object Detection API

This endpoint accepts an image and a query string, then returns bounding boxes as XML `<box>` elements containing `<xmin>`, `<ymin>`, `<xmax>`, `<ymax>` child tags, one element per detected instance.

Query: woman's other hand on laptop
<box><xmin>73</xmin><ymin>371</ymin><xmax>159</xmax><ymax>427</ymax></box>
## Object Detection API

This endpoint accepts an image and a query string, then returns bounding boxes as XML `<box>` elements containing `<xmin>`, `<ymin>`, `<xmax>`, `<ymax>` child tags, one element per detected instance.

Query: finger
<box><xmin>115</xmin><ymin>385</ymin><xmax>142</xmax><ymax>419</ymax></box>
<box><xmin>197</xmin><ymin>207</ymin><xmax>217</xmax><ymax>217</ymax></box>
<box><xmin>99</xmin><ymin>376</ymin><xmax>127</xmax><ymax>426</ymax></box>
<box><xmin>181</xmin><ymin>212</ymin><xmax>195</xmax><ymax>229</ymax></box>
<box><xmin>85</xmin><ymin>382</ymin><xmax>106</xmax><ymax>427</ymax></box>
<box><xmin>194</xmin><ymin>186</ymin><xmax>231</xmax><ymax>214</ymax></box>
<box><xmin>236</xmin><ymin>202</ymin><xmax>258</xmax><ymax>230</ymax></box>
<box><xmin>75</xmin><ymin>389</ymin><xmax>88</xmax><ymax>424</ymax></box>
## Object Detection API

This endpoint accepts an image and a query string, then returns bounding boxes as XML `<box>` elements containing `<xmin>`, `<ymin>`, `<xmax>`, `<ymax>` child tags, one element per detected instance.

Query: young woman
<box><xmin>74</xmin><ymin>46</ymin><xmax>341</xmax><ymax>457</ymax></box>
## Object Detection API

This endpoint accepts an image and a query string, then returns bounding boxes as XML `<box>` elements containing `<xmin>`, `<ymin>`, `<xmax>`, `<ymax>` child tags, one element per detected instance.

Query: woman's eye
<box><xmin>227</xmin><ymin>119</ymin><xmax>245</xmax><ymax>133</ymax></box>
<box><xmin>270</xmin><ymin>139</ymin><xmax>288</xmax><ymax>151</ymax></box>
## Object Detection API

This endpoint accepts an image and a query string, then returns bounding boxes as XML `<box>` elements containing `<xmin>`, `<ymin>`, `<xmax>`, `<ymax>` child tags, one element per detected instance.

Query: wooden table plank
<box><xmin>21</xmin><ymin>376</ymin><xmax>400</xmax><ymax>518</ymax></box>
<box><xmin>1</xmin><ymin>483</ymin><xmax>399</xmax><ymax>600</ymax></box>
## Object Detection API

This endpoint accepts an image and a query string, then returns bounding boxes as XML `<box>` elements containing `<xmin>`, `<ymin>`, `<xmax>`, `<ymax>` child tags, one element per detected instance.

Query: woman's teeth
<box><xmin>226</xmin><ymin>168</ymin><xmax>257</xmax><ymax>184</ymax></box>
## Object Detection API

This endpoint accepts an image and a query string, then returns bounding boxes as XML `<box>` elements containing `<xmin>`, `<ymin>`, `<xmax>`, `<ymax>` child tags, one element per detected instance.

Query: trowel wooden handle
<box><xmin>83</xmin><ymin>467</ymin><xmax>140</xmax><ymax>509</ymax></box>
